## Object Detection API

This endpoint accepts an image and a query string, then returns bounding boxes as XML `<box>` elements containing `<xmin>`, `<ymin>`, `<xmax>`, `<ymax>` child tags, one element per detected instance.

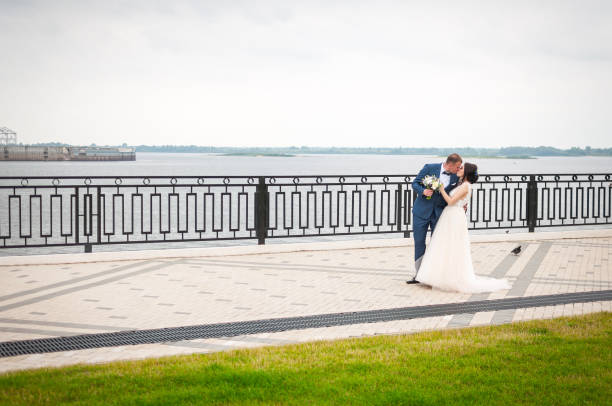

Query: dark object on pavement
<box><xmin>406</xmin><ymin>279</ymin><xmax>420</xmax><ymax>284</ymax></box>
<box><xmin>511</xmin><ymin>245</ymin><xmax>522</xmax><ymax>255</ymax></box>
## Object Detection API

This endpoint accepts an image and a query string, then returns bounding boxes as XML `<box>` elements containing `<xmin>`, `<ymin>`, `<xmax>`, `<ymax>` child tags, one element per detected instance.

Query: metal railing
<box><xmin>0</xmin><ymin>174</ymin><xmax>610</xmax><ymax>251</ymax></box>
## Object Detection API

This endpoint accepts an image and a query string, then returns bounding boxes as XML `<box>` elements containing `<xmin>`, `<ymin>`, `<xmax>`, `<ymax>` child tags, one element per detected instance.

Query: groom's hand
<box><xmin>423</xmin><ymin>189</ymin><xmax>434</xmax><ymax>197</ymax></box>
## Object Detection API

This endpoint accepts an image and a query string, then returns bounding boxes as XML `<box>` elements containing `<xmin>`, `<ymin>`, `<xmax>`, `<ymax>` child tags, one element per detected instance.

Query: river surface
<box><xmin>1</xmin><ymin>153</ymin><xmax>611</xmax><ymax>177</ymax></box>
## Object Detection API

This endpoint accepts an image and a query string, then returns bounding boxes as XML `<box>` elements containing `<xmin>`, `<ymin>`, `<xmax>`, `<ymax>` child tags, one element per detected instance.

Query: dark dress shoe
<box><xmin>406</xmin><ymin>279</ymin><xmax>420</xmax><ymax>284</ymax></box>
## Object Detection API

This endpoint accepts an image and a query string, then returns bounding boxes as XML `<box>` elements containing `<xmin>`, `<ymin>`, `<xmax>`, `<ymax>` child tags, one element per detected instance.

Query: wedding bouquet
<box><xmin>421</xmin><ymin>175</ymin><xmax>441</xmax><ymax>200</ymax></box>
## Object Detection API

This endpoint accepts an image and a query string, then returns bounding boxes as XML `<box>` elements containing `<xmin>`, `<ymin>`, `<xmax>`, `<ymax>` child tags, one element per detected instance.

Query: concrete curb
<box><xmin>1</xmin><ymin>228</ymin><xmax>611</xmax><ymax>266</ymax></box>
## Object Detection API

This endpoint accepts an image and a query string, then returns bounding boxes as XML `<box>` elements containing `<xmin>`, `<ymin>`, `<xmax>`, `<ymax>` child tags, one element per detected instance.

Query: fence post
<box><xmin>527</xmin><ymin>175</ymin><xmax>538</xmax><ymax>232</ymax></box>
<box><xmin>404</xmin><ymin>188</ymin><xmax>414</xmax><ymax>238</ymax></box>
<box><xmin>75</xmin><ymin>187</ymin><xmax>80</xmax><ymax>246</ymax></box>
<box><xmin>396</xmin><ymin>184</ymin><xmax>402</xmax><ymax>232</ymax></box>
<box><xmin>75</xmin><ymin>186</ymin><xmax>92</xmax><ymax>252</ymax></box>
<box><xmin>255</xmin><ymin>177</ymin><xmax>269</xmax><ymax>245</ymax></box>
<box><xmin>96</xmin><ymin>186</ymin><xmax>102</xmax><ymax>247</ymax></box>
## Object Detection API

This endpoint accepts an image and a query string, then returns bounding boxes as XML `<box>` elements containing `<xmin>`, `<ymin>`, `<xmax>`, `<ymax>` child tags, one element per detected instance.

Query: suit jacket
<box><xmin>412</xmin><ymin>163</ymin><xmax>459</xmax><ymax>220</ymax></box>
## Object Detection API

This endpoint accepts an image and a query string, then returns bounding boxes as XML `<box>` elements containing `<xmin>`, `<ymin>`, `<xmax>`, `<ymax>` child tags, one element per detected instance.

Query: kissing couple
<box><xmin>406</xmin><ymin>153</ymin><xmax>511</xmax><ymax>293</ymax></box>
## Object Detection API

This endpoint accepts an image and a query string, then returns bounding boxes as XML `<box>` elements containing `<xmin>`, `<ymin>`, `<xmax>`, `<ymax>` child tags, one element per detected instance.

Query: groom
<box><xmin>407</xmin><ymin>153</ymin><xmax>463</xmax><ymax>284</ymax></box>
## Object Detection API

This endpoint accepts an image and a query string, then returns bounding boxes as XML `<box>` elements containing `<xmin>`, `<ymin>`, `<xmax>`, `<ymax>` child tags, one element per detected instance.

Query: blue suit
<box><xmin>412</xmin><ymin>163</ymin><xmax>459</xmax><ymax>272</ymax></box>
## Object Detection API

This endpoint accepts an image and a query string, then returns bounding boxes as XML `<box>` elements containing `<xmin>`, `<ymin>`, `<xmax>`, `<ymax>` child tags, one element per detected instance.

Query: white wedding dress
<box><xmin>415</xmin><ymin>183</ymin><xmax>511</xmax><ymax>293</ymax></box>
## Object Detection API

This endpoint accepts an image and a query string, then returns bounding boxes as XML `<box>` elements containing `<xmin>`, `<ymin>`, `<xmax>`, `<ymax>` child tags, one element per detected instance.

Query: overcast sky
<box><xmin>1</xmin><ymin>1</ymin><xmax>611</xmax><ymax>148</ymax></box>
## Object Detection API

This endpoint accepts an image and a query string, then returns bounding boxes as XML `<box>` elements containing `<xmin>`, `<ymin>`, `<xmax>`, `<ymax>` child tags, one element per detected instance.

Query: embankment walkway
<box><xmin>0</xmin><ymin>229</ymin><xmax>610</xmax><ymax>373</ymax></box>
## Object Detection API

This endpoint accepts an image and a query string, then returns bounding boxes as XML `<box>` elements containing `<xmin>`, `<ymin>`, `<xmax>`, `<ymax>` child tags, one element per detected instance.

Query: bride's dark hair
<box><xmin>463</xmin><ymin>162</ymin><xmax>479</xmax><ymax>183</ymax></box>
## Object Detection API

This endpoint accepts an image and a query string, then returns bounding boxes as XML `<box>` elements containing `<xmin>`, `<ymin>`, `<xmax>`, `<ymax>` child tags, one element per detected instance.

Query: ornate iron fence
<box><xmin>0</xmin><ymin>174</ymin><xmax>610</xmax><ymax>251</ymax></box>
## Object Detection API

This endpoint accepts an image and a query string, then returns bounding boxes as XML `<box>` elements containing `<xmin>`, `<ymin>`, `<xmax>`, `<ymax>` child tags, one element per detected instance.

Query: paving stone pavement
<box><xmin>0</xmin><ymin>229</ymin><xmax>611</xmax><ymax>373</ymax></box>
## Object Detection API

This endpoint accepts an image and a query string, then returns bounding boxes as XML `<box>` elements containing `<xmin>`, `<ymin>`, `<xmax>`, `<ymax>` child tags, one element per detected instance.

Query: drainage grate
<box><xmin>1</xmin><ymin>289</ymin><xmax>611</xmax><ymax>357</ymax></box>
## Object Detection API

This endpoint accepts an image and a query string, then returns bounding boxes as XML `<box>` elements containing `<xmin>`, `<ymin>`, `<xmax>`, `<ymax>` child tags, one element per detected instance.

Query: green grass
<box><xmin>1</xmin><ymin>312</ymin><xmax>610</xmax><ymax>405</ymax></box>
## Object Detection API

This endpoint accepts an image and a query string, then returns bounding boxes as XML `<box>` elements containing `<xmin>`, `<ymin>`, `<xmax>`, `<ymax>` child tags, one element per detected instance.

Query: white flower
<box><xmin>422</xmin><ymin>175</ymin><xmax>441</xmax><ymax>190</ymax></box>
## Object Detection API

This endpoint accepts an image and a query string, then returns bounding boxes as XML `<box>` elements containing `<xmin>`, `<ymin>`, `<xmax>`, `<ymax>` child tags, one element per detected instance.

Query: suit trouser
<box><xmin>413</xmin><ymin>212</ymin><xmax>440</xmax><ymax>273</ymax></box>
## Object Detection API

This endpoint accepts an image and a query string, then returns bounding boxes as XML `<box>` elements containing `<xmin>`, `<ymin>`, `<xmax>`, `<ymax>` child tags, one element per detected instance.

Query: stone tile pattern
<box><xmin>0</xmin><ymin>234</ymin><xmax>610</xmax><ymax>373</ymax></box>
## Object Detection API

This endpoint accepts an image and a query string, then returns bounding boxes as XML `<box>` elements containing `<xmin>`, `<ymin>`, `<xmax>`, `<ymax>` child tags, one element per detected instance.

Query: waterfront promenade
<box><xmin>0</xmin><ymin>229</ymin><xmax>610</xmax><ymax>373</ymax></box>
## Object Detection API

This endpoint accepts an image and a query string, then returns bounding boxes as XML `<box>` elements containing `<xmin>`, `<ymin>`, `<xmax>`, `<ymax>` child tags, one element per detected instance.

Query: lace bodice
<box><xmin>449</xmin><ymin>182</ymin><xmax>471</xmax><ymax>208</ymax></box>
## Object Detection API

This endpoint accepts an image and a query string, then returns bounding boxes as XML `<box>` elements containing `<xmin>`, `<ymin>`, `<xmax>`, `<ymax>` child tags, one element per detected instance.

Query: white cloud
<box><xmin>1</xmin><ymin>0</ymin><xmax>610</xmax><ymax>147</ymax></box>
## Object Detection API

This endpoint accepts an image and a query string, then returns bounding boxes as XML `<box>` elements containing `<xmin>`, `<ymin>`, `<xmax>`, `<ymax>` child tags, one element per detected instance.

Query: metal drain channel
<box><xmin>1</xmin><ymin>289</ymin><xmax>611</xmax><ymax>357</ymax></box>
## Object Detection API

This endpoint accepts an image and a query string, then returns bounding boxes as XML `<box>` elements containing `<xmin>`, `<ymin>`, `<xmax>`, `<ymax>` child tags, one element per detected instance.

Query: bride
<box><xmin>415</xmin><ymin>163</ymin><xmax>511</xmax><ymax>293</ymax></box>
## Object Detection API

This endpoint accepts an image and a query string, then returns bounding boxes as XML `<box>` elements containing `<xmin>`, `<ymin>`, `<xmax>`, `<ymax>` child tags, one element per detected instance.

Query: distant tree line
<box><xmin>132</xmin><ymin>145</ymin><xmax>612</xmax><ymax>156</ymax></box>
<box><xmin>19</xmin><ymin>143</ymin><xmax>612</xmax><ymax>156</ymax></box>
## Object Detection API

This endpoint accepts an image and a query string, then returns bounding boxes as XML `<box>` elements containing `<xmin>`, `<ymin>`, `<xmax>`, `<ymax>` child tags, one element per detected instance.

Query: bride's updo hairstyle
<box><xmin>463</xmin><ymin>163</ymin><xmax>479</xmax><ymax>183</ymax></box>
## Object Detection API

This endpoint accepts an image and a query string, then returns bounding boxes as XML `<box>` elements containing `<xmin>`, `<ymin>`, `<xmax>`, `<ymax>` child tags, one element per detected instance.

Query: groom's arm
<box><xmin>412</xmin><ymin>165</ymin><xmax>428</xmax><ymax>196</ymax></box>
<box><xmin>445</xmin><ymin>178</ymin><xmax>468</xmax><ymax>211</ymax></box>
<box><xmin>444</xmin><ymin>177</ymin><xmax>458</xmax><ymax>193</ymax></box>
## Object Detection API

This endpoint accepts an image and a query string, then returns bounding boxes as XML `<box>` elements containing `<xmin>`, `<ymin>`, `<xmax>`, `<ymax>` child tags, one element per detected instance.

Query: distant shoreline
<box><xmin>131</xmin><ymin>146</ymin><xmax>612</xmax><ymax>157</ymax></box>
<box><xmin>438</xmin><ymin>155</ymin><xmax>536</xmax><ymax>159</ymax></box>
<box><xmin>17</xmin><ymin>143</ymin><xmax>612</xmax><ymax>157</ymax></box>
<box><xmin>222</xmin><ymin>153</ymin><xmax>295</xmax><ymax>157</ymax></box>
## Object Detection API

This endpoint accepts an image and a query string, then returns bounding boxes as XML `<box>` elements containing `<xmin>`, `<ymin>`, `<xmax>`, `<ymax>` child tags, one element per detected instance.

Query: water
<box><xmin>1</xmin><ymin>154</ymin><xmax>610</xmax><ymax>256</ymax></box>
<box><xmin>2</xmin><ymin>153</ymin><xmax>612</xmax><ymax>177</ymax></box>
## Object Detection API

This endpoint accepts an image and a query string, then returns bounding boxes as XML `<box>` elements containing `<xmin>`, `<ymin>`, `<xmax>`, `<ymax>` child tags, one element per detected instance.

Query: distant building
<box><xmin>0</xmin><ymin>127</ymin><xmax>17</xmax><ymax>145</ymax></box>
<box><xmin>1</xmin><ymin>145</ymin><xmax>136</xmax><ymax>161</ymax></box>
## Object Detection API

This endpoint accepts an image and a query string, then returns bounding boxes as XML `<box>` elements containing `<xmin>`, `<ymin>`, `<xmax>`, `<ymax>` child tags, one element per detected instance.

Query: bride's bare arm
<box><xmin>439</xmin><ymin>183</ymin><xmax>468</xmax><ymax>206</ymax></box>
